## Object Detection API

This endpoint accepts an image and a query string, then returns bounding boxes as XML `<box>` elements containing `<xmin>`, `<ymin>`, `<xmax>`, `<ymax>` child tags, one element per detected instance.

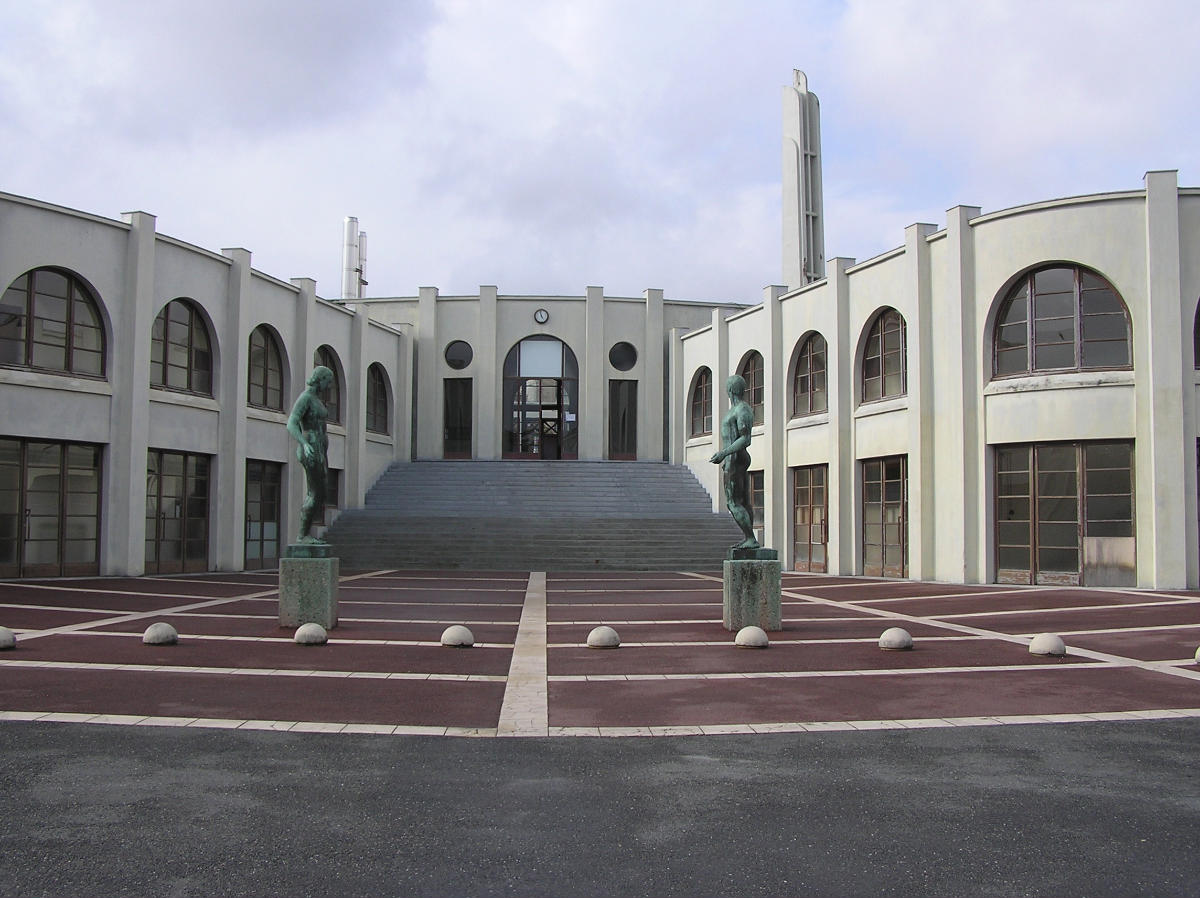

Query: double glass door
<box><xmin>0</xmin><ymin>439</ymin><xmax>101</xmax><ymax>578</ymax></box>
<box><xmin>145</xmin><ymin>450</ymin><xmax>210</xmax><ymax>574</ymax></box>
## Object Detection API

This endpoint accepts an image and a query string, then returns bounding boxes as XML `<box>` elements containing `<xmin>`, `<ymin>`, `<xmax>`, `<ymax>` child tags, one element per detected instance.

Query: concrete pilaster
<box><xmin>1139</xmin><ymin>170</ymin><xmax>1190</xmax><ymax>587</ymax></box>
<box><xmin>711</xmin><ymin>307</ymin><xmax>730</xmax><ymax>513</ymax></box>
<box><xmin>107</xmin><ymin>211</ymin><xmax>156</xmax><ymax>576</ymax></box>
<box><xmin>904</xmin><ymin>222</ymin><xmax>938</xmax><ymax>580</ymax></box>
<box><xmin>642</xmin><ymin>288</ymin><xmax>665</xmax><ymax>460</ymax></box>
<box><xmin>668</xmin><ymin>327</ymin><xmax>686</xmax><ymax>465</ymax></box>
<box><xmin>477</xmin><ymin>286</ymin><xmax>500</xmax><ymax>459</ymax></box>
<box><xmin>763</xmin><ymin>284</ymin><xmax>787</xmax><ymax>554</ymax></box>
<box><xmin>581</xmin><ymin>286</ymin><xmax>605</xmax><ymax>460</ymax></box>
<box><xmin>215</xmin><ymin>247</ymin><xmax>252</xmax><ymax>571</ymax></box>
<box><xmin>829</xmin><ymin>258</ymin><xmax>855</xmax><ymax>575</ymax></box>
<box><xmin>415</xmin><ymin>287</ymin><xmax>439</xmax><ymax>459</ymax></box>
<box><xmin>289</xmin><ymin>277</ymin><xmax>318</xmax><ymax>547</ymax></box>
<box><xmin>937</xmin><ymin>208</ymin><xmax>982</xmax><ymax>583</ymax></box>
<box><xmin>346</xmin><ymin>307</ymin><xmax>369</xmax><ymax>504</ymax></box>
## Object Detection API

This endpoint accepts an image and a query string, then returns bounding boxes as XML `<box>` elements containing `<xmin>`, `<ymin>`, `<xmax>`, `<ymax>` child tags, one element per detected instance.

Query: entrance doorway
<box><xmin>862</xmin><ymin>455</ymin><xmax>907</xmax><ymax>577</ymax></box>
<box><xmin>502</xmin><ymin>336</ymin><xmax>578</xmax><ymax>459</ymax></box>
<box><xmin>145</xmin><ymin>449</ymin><xmax>210</xmax><ymax>574</ymax></box>
<box><xmin>0</xmin><ymin>438</ymin><xmax>102</xmax><ymax>578</ymax></box>
<box><xmin>995</xmin><ymin>441</ymin><xmax>1134</xmax><ymax>586</ymax></box>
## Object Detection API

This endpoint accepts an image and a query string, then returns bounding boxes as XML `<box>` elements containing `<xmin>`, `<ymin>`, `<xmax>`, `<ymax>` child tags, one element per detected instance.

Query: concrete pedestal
<box><xmin>723</xmin><ymin>549</ymin><xmax>781</xmax><ymax>631</ymax></box>
<box><xmin>279</xmin><ymin>544</ymin><xmax>339</xmax><ymax>629</ymax></box>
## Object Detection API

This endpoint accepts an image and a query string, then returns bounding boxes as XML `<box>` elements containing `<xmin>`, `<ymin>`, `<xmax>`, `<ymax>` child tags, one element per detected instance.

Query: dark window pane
<box><xmin>1081</xmin><ymin>313</ymin><xmax>1128</xmax><ymax>342</ymax></box>
<box><xmin>1038</xmin><ymin>548</ymin><xmax>1079</xmax><ymax>572</ymax></box>
<box><xmin>1085</xmin><ymin>443</ymin><xmax>1131</xmax><ymax>469</ymax></box>
<box><xmin>1035</xmin><ymin>343</ymin><xmax>1076</xmax><ymax>370</ymax></box>
<box><xmin>1086</xmin><ymin>495</ymin><xmax>1132</xmax><ymax>522</ymax></box>
<box><xmin>999</xmin><ymin>294</ymin><xmax>1027</xmax><ymax>326</ymax></box>
<box><xmin>1080</xmin><ymin>288</ymin><xmax>1123</xmax><ymax>315</ymax></box>
<box><xmin>1035</xmin><ymin>292</ymin><xmax>1074</xmax><ymax>319</ymax></box>
<box><xmin>1081</xmin><ymin>340</ymin><xmax>1129</xmax><ymax>368</ymax></box>
<box><xmin>1038</xmin><ymin>497</ymin><xmax>1078</xmax><ymax>522</ymax></box>
<box><xmin>1034</xmin><ymin>268</ymin><xmax>1074</xmax><ymax>293</ymax></box>
<box><xmin>998</xmin><ymin>546</ymin><xmax>1030</xmax><ymax>570</ymax></box>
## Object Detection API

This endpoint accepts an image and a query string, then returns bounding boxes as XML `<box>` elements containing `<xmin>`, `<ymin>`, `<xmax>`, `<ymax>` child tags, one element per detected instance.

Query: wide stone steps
<box><xmin>325</xmin><ymin>460</ymin><xmax>742</xmax><ymax>571</ymax></box>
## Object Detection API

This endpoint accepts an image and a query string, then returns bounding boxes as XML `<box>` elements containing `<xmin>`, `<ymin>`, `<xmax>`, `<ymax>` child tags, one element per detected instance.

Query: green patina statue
<box><xmin>287</xmin><ymin>365</ymin><xmax>334</xmax><ymax>544</ymax></box>
<box><xmin>709</xmin><ymin>374</ymin><xmax>760</xmax><ymax>550</ymax></box>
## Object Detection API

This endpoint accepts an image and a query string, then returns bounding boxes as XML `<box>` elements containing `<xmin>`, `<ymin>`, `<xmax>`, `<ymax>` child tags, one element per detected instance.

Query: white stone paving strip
<box><xmin>496</xmin><ymin>571</ymin><xmax>548</xmax><ymax>737</ymax></box>
<box><xmin>0</xmin><ymin>658</ymin><xmax>506</xmax><ymax>681</ymax></box>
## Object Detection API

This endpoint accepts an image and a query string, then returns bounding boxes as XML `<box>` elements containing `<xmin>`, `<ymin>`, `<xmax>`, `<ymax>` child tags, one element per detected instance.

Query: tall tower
<box><xmin>782</xmin><ymin>70</ymin><xmax>825</xmax><ymax>289</ymax></box>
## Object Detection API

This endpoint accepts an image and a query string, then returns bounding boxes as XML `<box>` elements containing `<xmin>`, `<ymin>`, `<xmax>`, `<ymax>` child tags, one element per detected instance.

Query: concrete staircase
<box><xmin>325</xmin><ymin>460</ymin><xmax>742</xmax><ymax>571</ymax></box>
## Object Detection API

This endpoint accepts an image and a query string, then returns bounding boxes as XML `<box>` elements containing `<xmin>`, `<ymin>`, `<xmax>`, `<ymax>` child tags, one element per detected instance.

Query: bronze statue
<box><xmin>709</xmin><ymin>374</ymin><xmax>759</xmax><ymax>549</ymax></box>
<box><xmin>287</xmin><ymin>366</ymin><xmax>333</xmax><ymax>543</ymax></box>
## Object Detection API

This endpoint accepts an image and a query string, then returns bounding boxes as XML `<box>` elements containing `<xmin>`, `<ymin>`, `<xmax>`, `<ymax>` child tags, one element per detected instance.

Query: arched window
<box><xmin>366</xmin><ymin>363</ymin><xmax>390</xmax><ymax>434</ymax></box>
<box><xmin>862</xmin><ymin>308</ymin><xmax>906</xmax><ymax>402</ymax></box>
<box><xmin>151</xmin><ymin>298</ymin><xmax>212</xmax><ymax>395</ymax></box>
<box><xmin>993</xmin><ymin>265</ymin><xmax>1131</xmax><ymax>377</ymax></box>
<box><xmin>0</xmin><ymin>268</ymin><xmax>105</xmax><ymax>377</ymax></box>
<box><xmin>314</xmin><ymin>345</ymin><xmax>342</xmax><ymax>424</ymax></box>
<box><xmin>791</xmin><ymin>332</ymin><xmax>827</xmax><ymax>417</ymax></box>
<box><xmin>689</xmin><ymin>367</ymin><xmax>712</xmax><ymax>436</ymax></box>
<box><xmin>737</xmin><ymin>351</ymin><xmax>765</xmax><ymax>425</ymax></box>
<box><xmin>247</xmin><ymin>325</ymin><xmax>284</xmax><ymax>411</ymax></box>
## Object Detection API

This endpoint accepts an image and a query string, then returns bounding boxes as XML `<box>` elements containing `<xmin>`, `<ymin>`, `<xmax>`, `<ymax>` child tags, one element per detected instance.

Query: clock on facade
<box><xmin>534</xmin><ymin>308</ymin><xmax>549</xmax><ymax>324</ymax></box>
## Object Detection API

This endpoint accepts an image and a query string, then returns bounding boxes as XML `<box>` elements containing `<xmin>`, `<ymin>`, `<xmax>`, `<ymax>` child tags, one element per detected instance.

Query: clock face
<box><xmin>534</xmin><ymin>308</ymin><xmax>549</xmax><ymax>324</ymax></box>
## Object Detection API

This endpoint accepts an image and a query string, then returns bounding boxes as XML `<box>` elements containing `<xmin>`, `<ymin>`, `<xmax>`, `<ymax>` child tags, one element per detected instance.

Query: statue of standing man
<box><xmin>709</xmin><ymin>374</ymin><xmax>760</xmax><ymax>550</ymax></box>
<box><xmin>287</xmin><ymin>366</ymin><xmax>334</xmax><ymax>544</ymax></box>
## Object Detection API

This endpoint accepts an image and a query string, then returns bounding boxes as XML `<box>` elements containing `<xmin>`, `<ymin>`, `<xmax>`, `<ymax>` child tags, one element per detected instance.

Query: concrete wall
<box><xmin>0</xmin><ymin>192</ymin><xmax>406</xmax><ymax>577</ymax></box>
<box><xmin>676</xmin><ymin>174</ymin><xmax>1200</xmax><ymax>588</ymax></box>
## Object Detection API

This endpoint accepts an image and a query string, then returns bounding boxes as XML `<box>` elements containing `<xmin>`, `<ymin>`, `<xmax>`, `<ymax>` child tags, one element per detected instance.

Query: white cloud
<box><xmin>1</xmin><ymin>0</ymin><xmax>1197</xmax><ymax>302</ymax></box>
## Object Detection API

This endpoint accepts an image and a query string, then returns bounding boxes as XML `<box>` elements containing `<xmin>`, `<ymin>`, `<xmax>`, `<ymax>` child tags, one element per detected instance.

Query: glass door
<box><xmin>792</xmin><ymin>464</ymin><xmax>827</xmax><ymax>572</ymax></box>
<box><xmin>607</xmin><ymin>379</ymin><xmax>637</xmax><ymax>460</ymax></box>
<box><xmin>443</xmin><ymin>378</ymin><xmax>472</xmax><ymax>459</ymax></box>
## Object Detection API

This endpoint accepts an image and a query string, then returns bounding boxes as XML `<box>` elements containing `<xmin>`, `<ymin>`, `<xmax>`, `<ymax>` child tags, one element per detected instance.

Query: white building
<box><xmin>2</xmin><ymin>72</ymin><xmax>1199</xmax><ymax>587</ymax></box>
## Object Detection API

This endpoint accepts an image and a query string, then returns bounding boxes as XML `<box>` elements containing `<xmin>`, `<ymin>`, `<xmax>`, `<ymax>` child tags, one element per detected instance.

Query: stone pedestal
<box><xmin>723</xmin><ymin>548</ymin><xmax>781</xmax><ymax>631</ymax></box>
<box><xmin>279</xmin><ymin>543</ymin><xmax>339</xmax><ymax>629</ymax></box>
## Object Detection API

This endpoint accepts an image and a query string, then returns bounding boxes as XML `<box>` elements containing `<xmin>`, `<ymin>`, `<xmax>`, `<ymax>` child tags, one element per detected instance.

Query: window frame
<box><xmin>247</xmin><ymin>325</ymin><xmax>284</xmax><ymax>411</ymax></box>
<box><xmin>314</xmin><ymin>345</ymin><xmax>343</xmax><ymax>425</ymax></box>
<box><xmin>0</xmin><ymin>268</ymin><xmax>106</xmax><ymax>378</ymax></box>
<box><xmin>861</xmin><ymin>308</ymin><xmax>907</xmax><ymax>404</ymax></box>
<box><xmin>689</xmin><ymin>367</ymin><xmax>713</xmax><ymax>437</ymax></box>
<box><xmin>992</xmin><ymin>265</ymin><xmax>1132</xmax><ymax>379</ymax></box>
<box><xmin>790</xmin><ymin>332</ymin><xmax>828</xmax><ymax>418</ymax></box>
<box><xmin>366</xmin><ymin>363</ymin><xmax>391</xmax><ymax>435</ymax></box>
<box><xmin>151</xmin><ymin>298</ymin><xmax>213</xmax><ymax>396</ymax></box>
<box><xmin>737</xmin><ymin>351</ymin><xmax>765</xmax><ymax>426</ymax></box>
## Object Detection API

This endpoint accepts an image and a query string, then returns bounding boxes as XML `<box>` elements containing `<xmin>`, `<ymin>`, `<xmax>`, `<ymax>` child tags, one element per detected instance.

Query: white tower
<box><xmin>782</xmin><ymin>70</ymin><xmax>825</xmax><ymax>289</ymax></box>
<box><xmin>341</xmin><ymin>217</ymin><xmax>368</xmax><ymax>301</ymax></box>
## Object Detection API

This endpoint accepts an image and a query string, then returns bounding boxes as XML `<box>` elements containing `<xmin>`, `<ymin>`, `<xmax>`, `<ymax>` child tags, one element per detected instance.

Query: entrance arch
<box><xmin>502</xmin><ymin>336</ymin><xmax>579</xmax><ymax>459</ymax></box>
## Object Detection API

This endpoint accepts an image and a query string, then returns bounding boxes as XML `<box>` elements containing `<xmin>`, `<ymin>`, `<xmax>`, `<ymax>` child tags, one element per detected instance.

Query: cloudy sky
<box><xmin>2</xmin><ymin>0</ymin><xmax>1197</xmax><ymax>303</ymax></box>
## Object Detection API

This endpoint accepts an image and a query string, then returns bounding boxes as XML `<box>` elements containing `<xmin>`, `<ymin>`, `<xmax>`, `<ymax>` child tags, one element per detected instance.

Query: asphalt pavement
<box><xmin>3</xmin><ymin>717</ymin><xmax>1199</xmax><ymax>897</ymax></box>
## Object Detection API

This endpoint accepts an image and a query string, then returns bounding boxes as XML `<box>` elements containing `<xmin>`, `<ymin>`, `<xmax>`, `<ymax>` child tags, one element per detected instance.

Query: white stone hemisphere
<box><xmin>735</xmin><ymin>626</ymin><xmax>769</xmax><ymax>648</ymax></box>
<box><xmin>0</xmin><ymin>627</ymin><xmax>15</xmax><ymax>650</ymax></box>
<box><xmin>441</xmin><ymin>625</ymin><xmax>475</xmax><ymax>647</ymax></box>
<box><xmin>142</xmin><ymin>622</ymin><xmax>179</xmax><ymax>645</ymax></box>
<box><xmin>1029</xmin><ymin>633</ymin><xmax>1066</xmax><ymax>656</ymax></box>
<box><xmin>586</xmin><ymin>626</ymin><xmax>621</xmax><ymax>649</ymax></box>
<box><xmin>878</xmin><ymin>627</ymin><xmax>913</xmax><ymax>651</ymax></box>
<box><xmin>294</xmin><ymin>623</ymin><xmax>328</xmax><ymax>645</ymax></box>
<box><xmin>1195</xmin><ymin>645</ymin><xmax>1200</xmax><ymax>665</ymax></box>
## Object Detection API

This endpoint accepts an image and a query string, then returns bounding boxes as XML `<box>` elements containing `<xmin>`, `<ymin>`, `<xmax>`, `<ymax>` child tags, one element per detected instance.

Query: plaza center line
<box><xmin>496</xmin><ymin>571</ymin><xmax>548</xmax><ymax>737</ymax></box>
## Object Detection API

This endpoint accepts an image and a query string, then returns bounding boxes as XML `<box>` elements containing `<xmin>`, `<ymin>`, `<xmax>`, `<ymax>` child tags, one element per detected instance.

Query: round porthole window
<box><xmin>609</xmin><ymin>341</ymin><xmax>637</xmax><ymax>372</ymax></box>
<box><xmin>444</xmin><ymin>340</ymin><xmax>473</xmax><ymax>370</ymax></box>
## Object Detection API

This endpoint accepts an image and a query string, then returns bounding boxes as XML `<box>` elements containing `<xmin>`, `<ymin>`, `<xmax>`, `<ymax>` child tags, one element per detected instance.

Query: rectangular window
<box><xmin>608</xmin><ymin>380</ymin><xmax>637</xmax><ymax>460</ymax></box>
<box><xmin>444</xmin><ymin>378</ymin><xmax>473</xmax><ymax>458</ymax></box>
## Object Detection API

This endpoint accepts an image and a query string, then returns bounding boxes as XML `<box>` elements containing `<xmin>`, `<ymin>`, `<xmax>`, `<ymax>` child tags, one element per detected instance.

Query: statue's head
<box><xmin>308</xmin><ymin>365</ymin><xmax>334</xmax><ymax>390</ymax></box>
<box><xmin>725</xmin><ymin>374</ymin><xmax>747</xmax><ymax>399</ymax></box>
